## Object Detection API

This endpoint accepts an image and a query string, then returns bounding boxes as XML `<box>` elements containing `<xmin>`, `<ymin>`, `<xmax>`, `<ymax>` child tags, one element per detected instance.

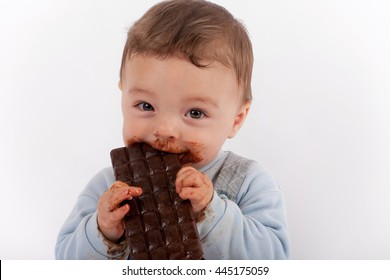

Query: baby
<box><xmin>56</xmin><ymin>0</ymin><xmax>290</xmax><ymax>259</ymax></box>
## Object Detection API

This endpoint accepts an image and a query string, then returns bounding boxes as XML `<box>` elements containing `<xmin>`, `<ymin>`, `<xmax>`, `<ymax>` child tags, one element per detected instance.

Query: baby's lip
<box><xmin>152</xmin><ymin>146</ymin><xmax>197</xmax><ymax>165</ymax></box>
<box><xmin>147</xmin><ymin>141</ymin><xmax>184</xmax><ymax>154</ymax></box>
<box><xmin>148</xmin><ymin>142</ymin><xmax>202</xmax><ymax>165</ymax></box>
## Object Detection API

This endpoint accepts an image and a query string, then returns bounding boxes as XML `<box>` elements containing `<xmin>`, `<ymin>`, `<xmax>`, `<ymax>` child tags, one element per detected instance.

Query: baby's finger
<box><xmin>176</xmin><ymin>166</ymin><xmax>197</xmax><ymax>179</ymax></box>
<box><xmin>108</xmin><ymin>187</ymin><xmax>142</xmax><ymax>212</ymax></box>
<box><xmin>176</xmin><ymin>167</ymin><xmax>199</xmax><ymax>189</ymax></box>
<box><xmin>177</xmin><ymin>186</ymin><xmax>200</xmax><ymax>201</ymax></box>
<box><xmin>110</xmin><ymin>203</ymin><xmax>130</xmax><ymax>221</ymax></box>
<box><xmin>177</xmin><ymin>172</ymin><xmax>209</xmax><ymax>193</ymax></box>
<box><xmin>110</xmin><ymin>180</ymin><xmax>130</xmax><ymax>190</ymax></box>
<box><xmin>107</xmin><ymin>189</ymin><xmax>131</xmax><ymax>212</ymax></box>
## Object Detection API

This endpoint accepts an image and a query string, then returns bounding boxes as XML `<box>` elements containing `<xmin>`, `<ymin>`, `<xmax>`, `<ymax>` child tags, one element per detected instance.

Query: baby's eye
<box><xmin>186</xmin><ymin>109</ymin><xmax>205</xmax><ymax>119</ymax></box>
<box><xmin>136</xmin><ymin>102</ymin><xmax>154</xmax><ymax>111</ymax></box>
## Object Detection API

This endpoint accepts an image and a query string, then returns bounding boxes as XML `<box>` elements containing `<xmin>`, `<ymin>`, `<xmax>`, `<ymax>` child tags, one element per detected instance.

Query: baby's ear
<box><xmin>228</xmin><ymin>101</ymin><xmax>251</xmax><ymax>138</ymax></box>
<box><xmin>118</xmin><ymin>80</ymin><xmax>122</xmax><ymax>91</ymax></box>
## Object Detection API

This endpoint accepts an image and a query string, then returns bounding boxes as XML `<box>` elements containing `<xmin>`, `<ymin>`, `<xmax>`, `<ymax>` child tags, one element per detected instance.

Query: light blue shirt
<box><xmin>55</xmin><ymin>151</ymin><xmax>290</xmax><ymax>259</ymax></box>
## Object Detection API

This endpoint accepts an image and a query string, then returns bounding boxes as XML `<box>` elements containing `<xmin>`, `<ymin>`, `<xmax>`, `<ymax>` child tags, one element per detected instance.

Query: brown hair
<box><xmin>120</xmin><ymin>0</ymin><xmax>253</xmax><ymax>101</ymax></box>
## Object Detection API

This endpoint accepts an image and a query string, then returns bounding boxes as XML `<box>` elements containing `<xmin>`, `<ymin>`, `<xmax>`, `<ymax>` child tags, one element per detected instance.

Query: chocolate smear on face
<box><xmin>151</xmin><ymin>139</ymin><xmax>204</xmax><ymax>166</ymax></box>
<box><xmin>126</xmin><ymin>136</ymin><xmax>205</xmax><ymax>166</ymax></box>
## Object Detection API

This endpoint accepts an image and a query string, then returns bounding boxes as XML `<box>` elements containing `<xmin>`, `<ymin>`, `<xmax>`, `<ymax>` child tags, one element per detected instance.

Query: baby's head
<box><xmin>119</xmin><ymin>0</ymin><xmax>254</xmax><ymax>168</ymax></box>
<box><xmin>120</xmin><ymin>0</ymin><xmax>253</xmax><ymax>103</ymax></box>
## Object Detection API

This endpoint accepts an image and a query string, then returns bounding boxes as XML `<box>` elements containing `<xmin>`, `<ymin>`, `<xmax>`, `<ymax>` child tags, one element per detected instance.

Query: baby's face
<box><xmin>120</xmin><ymin>54</ymin><xmax>249</xmax><ymax>169</ymax></box>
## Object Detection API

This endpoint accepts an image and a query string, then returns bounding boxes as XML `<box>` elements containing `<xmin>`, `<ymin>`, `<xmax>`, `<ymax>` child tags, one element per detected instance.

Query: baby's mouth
<box><xmin>126</xmin><ymin>137</ymin><xmax>204</xmax><ymax>165</ymax></box>
<box><xmin>149</xmin><ymin>139</ymin><xmax>203</xmax><ymax>166</ymax></box>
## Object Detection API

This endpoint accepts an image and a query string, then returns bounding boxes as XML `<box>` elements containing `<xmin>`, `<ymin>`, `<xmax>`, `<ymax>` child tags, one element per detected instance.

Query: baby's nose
<box><xmin>153</xmin><ymin>117</ymin><xmax>180</xmax><ymax>140</ymax></box>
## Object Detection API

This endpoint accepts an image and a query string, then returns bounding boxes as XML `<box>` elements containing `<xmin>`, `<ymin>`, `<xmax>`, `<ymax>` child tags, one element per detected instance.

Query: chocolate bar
<box><xmin>110</xmin><ymin>143</ymin><xmax>203</xmax><ymax>259</ymax></box>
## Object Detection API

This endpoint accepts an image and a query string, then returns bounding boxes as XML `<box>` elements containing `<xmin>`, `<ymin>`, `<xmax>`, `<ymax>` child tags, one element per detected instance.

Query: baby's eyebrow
<box><xmin>128</xmin><ymin>87</ymin><xmax>155</xmax><ymax>96</ymax></box>
<box><xmin>186</xmin><ymin>96</ymin><xmax>219</xmax><ymax>108</ymax></box>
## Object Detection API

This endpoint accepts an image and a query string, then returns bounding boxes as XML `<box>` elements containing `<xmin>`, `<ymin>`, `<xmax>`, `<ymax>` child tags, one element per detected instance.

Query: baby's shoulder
<box><xmin>223</xmin><ymin>151</ymin><xmax>281</xmax><ymax>194</ymax></box>
<box><xmin>79</xmin><ymin>167</ymin><xmax>115</xmax><ymax>198</ymax></box>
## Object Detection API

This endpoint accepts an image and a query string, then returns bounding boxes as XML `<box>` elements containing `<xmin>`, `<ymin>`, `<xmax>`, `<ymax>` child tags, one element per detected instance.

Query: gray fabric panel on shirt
<box><xmin>203</xmin><ymin>152</ymin><xmax>254</xmax><ymax>203</ymax></box>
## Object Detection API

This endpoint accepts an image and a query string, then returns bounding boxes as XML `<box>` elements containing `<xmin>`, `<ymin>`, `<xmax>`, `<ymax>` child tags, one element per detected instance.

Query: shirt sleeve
<box><xmin>55</xmin><ymin>167</ymin><xmax>128</xmax><ymax>259</ymax></box>
<box><xmin>196</xmin><ymin>162</ymin><xmax>290</xmax><ymax>259</ymax></box>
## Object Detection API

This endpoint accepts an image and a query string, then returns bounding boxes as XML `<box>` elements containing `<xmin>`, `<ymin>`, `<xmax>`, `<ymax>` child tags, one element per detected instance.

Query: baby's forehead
<box><xmin>121</xmin><ymin>53</ymin><xmax>244</xmax><ymax>99</ymax></box>
<box><xmin>122</xmin><ymin>54</ymin><xmax>244</xmax><ymax>101</ymax></box>
<box><xmin>124</xmin><ymin>53</ymin><xmax>231</xmax><ymax>77</ymax></box>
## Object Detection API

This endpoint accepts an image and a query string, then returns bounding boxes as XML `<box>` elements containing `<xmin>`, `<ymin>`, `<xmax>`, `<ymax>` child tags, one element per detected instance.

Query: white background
<box><xmin>1</xmin><ymin>0</ymin><xmax>389</xmax><ymax>259</ymax></box>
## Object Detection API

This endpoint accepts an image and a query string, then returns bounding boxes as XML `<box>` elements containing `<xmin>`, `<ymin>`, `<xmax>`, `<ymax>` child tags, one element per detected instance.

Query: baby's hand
<box><xmin>175</xmin><ymin>166</ymin><xmax>213</xmax><ymax>219</ymax></box>
<box><xmin>97</xmin><ymin>181</ymin><xmax>142</xmax><ymax>242</ymax></box>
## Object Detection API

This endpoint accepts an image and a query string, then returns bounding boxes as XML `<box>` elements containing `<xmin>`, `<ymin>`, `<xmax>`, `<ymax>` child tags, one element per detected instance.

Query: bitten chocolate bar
<box><xmin>110</xmin><ymin>142</ymin><xmax>203</xmax><ymax>260</ymax></box>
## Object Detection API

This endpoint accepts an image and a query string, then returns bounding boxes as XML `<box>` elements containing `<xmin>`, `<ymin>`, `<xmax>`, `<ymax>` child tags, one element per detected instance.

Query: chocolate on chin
<box><xmin>110</xmin><ymin>142</ymin><xmax>203</xmax><ymax>260</ymax></box>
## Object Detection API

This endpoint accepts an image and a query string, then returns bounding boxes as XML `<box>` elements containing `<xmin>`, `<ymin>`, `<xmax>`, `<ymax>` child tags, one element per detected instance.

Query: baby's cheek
<box><xmin>122</xmin><ymin>119</ymin><xmax>148</xmax><ymax>145</ymax></box>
